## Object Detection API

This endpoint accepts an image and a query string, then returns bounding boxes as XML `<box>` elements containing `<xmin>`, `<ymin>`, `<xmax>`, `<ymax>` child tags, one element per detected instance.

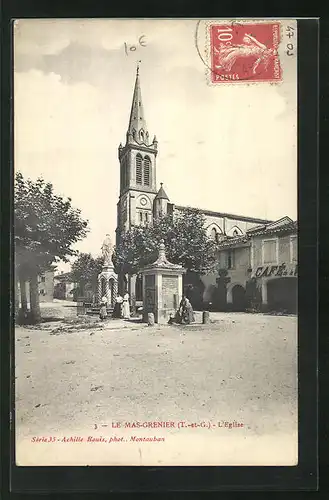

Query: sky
<box><xmin>14</xmin><ymin>19</ymin><xmax>297</xmax><ymax>272</ymax></box>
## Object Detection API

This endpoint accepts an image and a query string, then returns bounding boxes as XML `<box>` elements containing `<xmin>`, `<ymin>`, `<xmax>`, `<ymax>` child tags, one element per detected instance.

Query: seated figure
<box><xmin>179</xmin><ymin>295</ymin><xmax>195</xmax><ymax>324</ymax></box>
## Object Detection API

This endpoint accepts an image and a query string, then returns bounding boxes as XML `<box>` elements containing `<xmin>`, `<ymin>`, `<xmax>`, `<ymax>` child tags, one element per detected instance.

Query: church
<box><xmin>115</xmin><ymin>66</ymin><xmax>295</xmax><ymax>311</ymax></box>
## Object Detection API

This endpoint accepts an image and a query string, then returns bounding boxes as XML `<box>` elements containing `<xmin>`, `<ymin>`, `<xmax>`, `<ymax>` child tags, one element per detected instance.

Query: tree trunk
<box><xmin>29</xmin><ymin>272</ymin><xmax>41</xmax><ymax>323</ymax></box>
<box><xmin>19</xmin><ymin>274</ymin><xmax>28</xmax><ymax>313</ymax></box>
<box><xmin>79</xmin><ymin>282</ymin><xmax>86</xmax><ymax>297</ymax></box>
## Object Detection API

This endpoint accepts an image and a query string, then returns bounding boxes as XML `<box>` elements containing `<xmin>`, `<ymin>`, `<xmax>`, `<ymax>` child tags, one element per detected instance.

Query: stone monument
<box><xmin>97</xmin><ymin>234</ymin><xmax>118</xmax><ymax>308</ymax></box>
<box><xmin>140</xmin><ymin>239</ymin><xmax>185</xmax><ymax>324</ymax></box>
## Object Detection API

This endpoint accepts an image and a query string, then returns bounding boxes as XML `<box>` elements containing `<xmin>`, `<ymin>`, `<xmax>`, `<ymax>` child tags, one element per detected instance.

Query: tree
<box><xmin>15</xmin><ymin>172</ymin><xmax>88</xmax><ymax>323</ymax></box>
<box><xmin>245</xmin><ymin>277</ymin><xmax>262</xmax><ymax>312</ymax></box>
<box><xmin>113</xmin><ymin>208</ymin><xmax>218</xmax><ymax>276</ymax></box>
<box><xmin>69</xmin><ymin>253</ymin><xmax>104</xmax><ymax>297</ymax></box>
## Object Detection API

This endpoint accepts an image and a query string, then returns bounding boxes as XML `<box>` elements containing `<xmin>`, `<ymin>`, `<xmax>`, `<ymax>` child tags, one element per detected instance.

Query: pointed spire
<box><xmin>155</xmin><ymin>182</ymin><xmax>169</xmax><ymax>201</ymax></box>
<box><xmin>127</xmin><ymin>63</ymin><xmax>148</xmax><ymax>145</ymax></box>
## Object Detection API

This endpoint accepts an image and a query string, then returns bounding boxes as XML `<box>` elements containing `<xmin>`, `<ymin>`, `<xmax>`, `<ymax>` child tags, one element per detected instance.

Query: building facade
<box><xmin>248</xmin><ymin>217</ymin><xmax>297</xmax><ymax>313</ymax></box>
<box><xmin>115</xmin><ymin>67</ymin><xmax>297</xmax><ymax>313</ymax></box>
<box><xmin>17</xmin><ymin>270</ymin><xmax>54</xmax><ymax>306</ymax></box>
<box><xmin>37</xmin><ymin>271</ymin><xmax>54</xmax><ymax>302</ymax></box>
<box><xmin>203</xmin><ymin>217</ymin><xmax>297</xmax><ymax>313</ymax></box>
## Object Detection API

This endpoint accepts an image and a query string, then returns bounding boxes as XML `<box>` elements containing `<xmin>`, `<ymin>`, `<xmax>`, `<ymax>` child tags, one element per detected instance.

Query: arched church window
<box><xmin>233</xmin><ymin>229</ymin><xmax>239</xmax><ymax>236</ymax></box>
<box><xmin>139</xmin><ymin>211</ymin><xmax>143</xmax><ymax>224</ymax></box>
<box><xmin>145</xmin><ymin>212</ymin><xmax>149</xmax><ymax>223</ymax></box>
<box><xmin>136</xmin><ymin>154</ymin><xmax>143</xmax><ymax>184</ymax></box>
<box><xmin>140</xmin><ymin>130</ymin><xmax>144</xmax><ymax>141</ymax></box>
<box><xmin>211</xmin><ymin>228</ymin><xmax>217</xmax><ymax>241</ymax></box>
<box><xmin>144</xmin><ymin>157</ymin><xmax>151</xmax><ymax>186</ymax></box>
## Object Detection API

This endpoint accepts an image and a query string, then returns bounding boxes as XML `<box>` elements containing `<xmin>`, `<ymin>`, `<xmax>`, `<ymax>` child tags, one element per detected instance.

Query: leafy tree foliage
<box><xmin>69</xmin><ymin>253</ymin><xmax>104</xmax><ymax>295</ymax></box>
<box><xmin>113</xmin><ymin>208</ymin><xmax>218</xmax><ymax>276</ymax></box>
<box><xmin>15</xmin><ymin>172</ymin><xmax>88</xmax><ymax>322</ymax></box>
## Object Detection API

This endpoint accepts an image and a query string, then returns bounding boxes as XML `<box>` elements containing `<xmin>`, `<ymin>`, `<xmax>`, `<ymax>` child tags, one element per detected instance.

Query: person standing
<box><xmin>113</xmin><ymin>294</ymin><xmax>123</xmax><ymax>318</ymax></box>
<box><xmin>99</xmin><ymin>295</ymin><xmax>108</xmax><ymax>321</ymax></box>
<box><xmin>122</xmin><ymin>291</ymin><xmax>130</xmax><ymax>319</ymax></box>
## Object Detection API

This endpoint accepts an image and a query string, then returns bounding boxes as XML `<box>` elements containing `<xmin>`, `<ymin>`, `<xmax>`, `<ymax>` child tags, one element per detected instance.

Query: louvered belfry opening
<box><xmin>143</xmin><ymin>157</ymin><xmax>150</xmax><ymax>186</ymax></box>
<box><xmin>136</xmin><ymin>154</ymin><xmax>143</xmax><ymax>185</ymax></box>
<box><xmin>136</xmin><ymin>154</ymin><xmax>151</xmax><ymax>187</ymax></box>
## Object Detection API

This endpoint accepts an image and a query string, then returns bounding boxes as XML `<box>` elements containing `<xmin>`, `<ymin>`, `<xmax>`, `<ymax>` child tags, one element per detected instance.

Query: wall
<box><xmin>250</xmin><ymin>230</ymin><xmax>298</xmax><ymax>312</ymax></box>
<box><xmin>226</xmin><ymin>245</ymin><xmax>251</xmax><ymax>288</ymax></box>
<box><xmin>204</xmin><ymin>215</ymin><xmax>224</xmax><ymax>235</ymax></box>
<box><xmin>252</xmin><ymin>232</ymin><xmax>297</xmax><ymax>269</ymax></box>
<box><xmin>252</xmin><ymin>236</ymin><xmax>263</xmax><ymax>267</ymax></box>
<box><xmin>279</xmin><ymin>235</ymin><xmax>292</xmax><ymax>263</ymax></box>
<box><xmin>203</xmin><ymin>214</ymin><xmax>266</xmax><ymax>237</ymax></box>
<box><xmin>23</xmin><ymin>271</ymin><xmax>54</xmax><ymax>304</ymax></box>
<box><xmin>200</xmin><ymin>245</ymin><xmax>251</xmax><ymax>306</ymax></box>
<box><xmin>175</xmin><ymin>207</ymin><xmax>268</xmax><ymax>238</ymax></box>
<box><xmin>38</xmin><ymin>271</ymin><xmax>54</xmax><ymax>302</ymax></box>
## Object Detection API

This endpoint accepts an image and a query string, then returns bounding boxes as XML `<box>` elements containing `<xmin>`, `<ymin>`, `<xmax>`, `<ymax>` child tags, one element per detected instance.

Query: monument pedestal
<box><xmin>140</xmin><ymin>240</ymin><xmax>185</xmax><ymax>324</ymax></box>
<box><xmin>97</xmin><ymin>265</ymin><xmax>118</xmax><ymax>308</ymax></box>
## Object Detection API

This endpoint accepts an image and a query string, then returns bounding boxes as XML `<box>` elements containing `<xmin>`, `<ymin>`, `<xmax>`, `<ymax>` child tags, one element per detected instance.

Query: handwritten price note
<box><xmin>124</xmin><ymin>35</ymin><xmax>147</xmax><ymax>56</ymax></box>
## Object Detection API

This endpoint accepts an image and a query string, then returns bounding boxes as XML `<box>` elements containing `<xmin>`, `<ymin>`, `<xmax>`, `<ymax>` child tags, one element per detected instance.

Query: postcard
<box><xmin>14</xmin><ymin>18</ymin><xmax>298</xmax><ymax>467</ymax></box>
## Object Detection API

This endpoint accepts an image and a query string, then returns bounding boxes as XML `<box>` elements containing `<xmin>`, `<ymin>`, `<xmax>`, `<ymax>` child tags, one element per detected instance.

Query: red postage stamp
<box><xmin>209</xmin><ymin>22</ymin><xmax>282</xmax><ymax>83</ymax></box>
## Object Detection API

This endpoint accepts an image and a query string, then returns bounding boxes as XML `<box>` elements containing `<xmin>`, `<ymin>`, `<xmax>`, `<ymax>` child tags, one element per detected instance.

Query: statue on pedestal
<box><xmin>97</xmin><ymin>234</ymin><xmax>118</xmax><ymax>308</ymax></box>
<box><xmin>101</xmin><ymin>234</ymin><xmax>113</xmax><ymax>267</ymax></box>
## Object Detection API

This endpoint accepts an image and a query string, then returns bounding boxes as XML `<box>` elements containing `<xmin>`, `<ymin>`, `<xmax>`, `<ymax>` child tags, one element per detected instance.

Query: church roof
<box><xmin>174</xmin><ymin>205</ymin><xmax>272</xmax><ymax>224</ymax></box>
<box><xmin>215</xmin><ymin>218</ymin><xmax>297</xmax><ymax>249</ymax></box>
<box><xmin>216</xmin><ymin>235</ymin><xmax>251</xmax><ymax>250</ymax></box>
<box><xmin>246</xmin><ymin>217</ymin><xmax>297</xmax><ymax>236</ymax></box>
<box><xmin>127</xmin><ymin>64</ymin><xmax>149</xmax><ymax>145</ymax></box>
<box><xmin>155</xmin><ymin>183</ymin><xmax>169</xmax><ymax>200</ymax></box>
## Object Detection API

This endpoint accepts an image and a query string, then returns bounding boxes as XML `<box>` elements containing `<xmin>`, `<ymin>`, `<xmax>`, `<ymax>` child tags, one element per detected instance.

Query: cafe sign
<box><xmin>252</xmin><ymin>263</ymin><xmax>297</xmax><ymax>279</ymax></box>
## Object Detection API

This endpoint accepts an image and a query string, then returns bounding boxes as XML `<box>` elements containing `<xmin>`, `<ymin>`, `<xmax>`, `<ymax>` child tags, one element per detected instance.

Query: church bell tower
<box><xmin>116</xmin><ymin>65</ymin><xmax>158</xmax><ymax>246</ymax></box>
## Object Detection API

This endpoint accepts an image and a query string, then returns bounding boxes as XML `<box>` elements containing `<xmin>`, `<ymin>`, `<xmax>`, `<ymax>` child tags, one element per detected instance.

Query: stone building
<box><xmin>17</xmin><ymin>270</ymin><xmax>54</xmax><ymax>306</ymax></box>
<box><xmin>37</xmin><ymin>271</ymin><xmax>54</xmax><ymax>302</ymax></box>
<box><xmin>115</xmin><ymin>67</ymin><xmax>296</xmax><ymax>312</ymax></box>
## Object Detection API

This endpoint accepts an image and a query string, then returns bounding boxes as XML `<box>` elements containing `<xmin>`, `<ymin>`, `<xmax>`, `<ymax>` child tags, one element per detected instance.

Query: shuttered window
<box><xmin>291</xmin><ymin>236</ymin><xmax>297</xmax><ymax>262</ymax></box>
<box><xmin>263</xmin><ymin>239</ymin><xmax>277</xmax><ymax>264</ymax></box>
